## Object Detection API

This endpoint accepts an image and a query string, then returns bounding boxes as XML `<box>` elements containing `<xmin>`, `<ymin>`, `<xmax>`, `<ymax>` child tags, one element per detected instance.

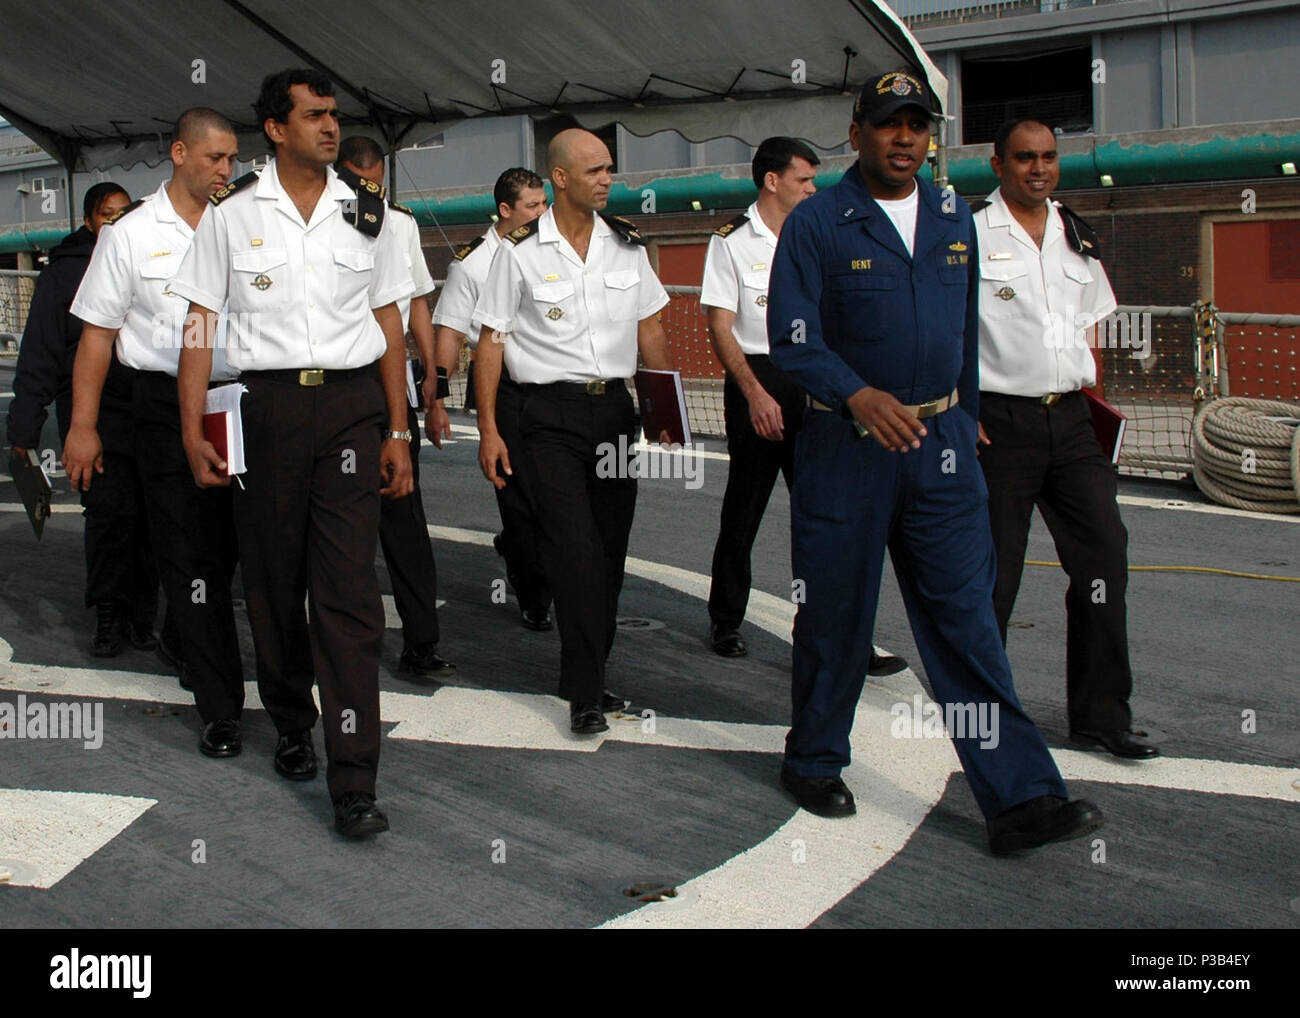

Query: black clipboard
<box><xmin>9</xmin><ymin>447</ymin><xmax>53</xmax><ymax>539</ymax></box>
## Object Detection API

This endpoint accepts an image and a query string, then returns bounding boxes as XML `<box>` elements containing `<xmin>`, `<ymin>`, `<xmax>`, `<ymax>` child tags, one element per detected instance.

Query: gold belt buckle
<box><xmin>915</xmin><ymin>397</ymin><xmax>941</xmax><ymax>420</ymax></box>
<box><xmin>585</xmin><ymin>380</ymin><xmax>606</xmax><ymax>395</ymax></box>
<box><xmin>299</xmin><ymin>369</ymin><xmax>325</xmax><ymax>387</ymax></box>
<box><xmin>1041</xmin><ymin>392</ymin><xmax>1061</xmax><ymax>406</ymax></box>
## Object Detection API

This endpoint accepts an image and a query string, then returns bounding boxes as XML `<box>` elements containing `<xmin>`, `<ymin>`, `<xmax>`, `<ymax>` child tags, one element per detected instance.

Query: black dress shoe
<box><xmin>90</xmin><ymin>602</ymin><xmax>123</xmax><ymax>658</ymax></box>
<box><xmin>1071</xmin><ymin>728</ymin><xmax>1160</xmax><ymax>759</ymax></box>
<box><xmin>199</xmin><ymin>719</ymin><xmax>242</xmax><ymax>758</ymax></box>
<box><xmin>333</xmin><ymin>791</ymin><xmax>390</xmax><ymax>838</ymax></box>
<box><xmin>399</xmin><ymin>643</ymin><xmax>456</xmax><ymax>681</ymax></box>
<box><xmin>987</xmin><ymin>795</ymin><xmax>1104</xmax><ymax>856</ymax></box>
<box><xmin>780</xmin><ymin>767</ymin><xmax>856</xmax><ymax>817</ymax></box>
<box><xmin>520</xmin><ymin>606</ymin><xmax>553</xmax><ymax>631</ymax></box>
<box><xmin>127</xmin><ymin>619</ymin><xmax>159</xmax><ymax>651</ymax></box>
<box><xmin>601</xmin><ymin>690</ymin><xmax>630</xmax><ymax>713</ymax></box>
<box><xmin>709</xmin><ymin>623</ymin><xmax>747</xmax><ymax>658</ymax></box>
<box><xmin>570</xmin><ymin>702</ymin><xmax>608</xmax><ymax>734</ymax></box>
<box><xmin>274</xmin><ymin>729</ymin><xmax>318</xmax><ymax>781</ymax></box>
<box><xmin>868</xmin><ymin>651</ymin><xmax>908</xmax><ymax>676</ymax></box>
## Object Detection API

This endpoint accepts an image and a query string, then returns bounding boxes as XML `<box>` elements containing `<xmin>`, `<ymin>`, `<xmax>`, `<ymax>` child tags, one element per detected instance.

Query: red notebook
<box><xmin>1084</xmin><ymin>389</ymin><xmax>1126</xmax><ymax>465</ymax></box>
<box><xmin>635</xmin><ymin>369</ymin><xmax>692</xmax><ymax>446</ymax></box>
<box><xmin>202</xmin><ymin>383</ymin><xmax>248</xmax><ymax>477</ymax></box>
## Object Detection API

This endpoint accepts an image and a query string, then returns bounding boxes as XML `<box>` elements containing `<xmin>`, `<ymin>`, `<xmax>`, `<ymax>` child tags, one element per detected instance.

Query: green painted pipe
<box><xmin>0</xmin><ymin>226</ymin><xmax>71</xmax><ymax>254</ymax></box>
<box><xmin>3</xmin><ymin>130</ymin><xmax>1296</xmax><ymax>250</ymax></box>
<box><xmin>942</xmin><ymin>129</ymin><xmax>1300</xmax><ymax>193</ymax></box>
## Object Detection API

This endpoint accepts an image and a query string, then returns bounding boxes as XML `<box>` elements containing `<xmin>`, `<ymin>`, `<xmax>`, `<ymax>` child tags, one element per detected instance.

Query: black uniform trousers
<box><xmin>518</xmin><ymin>380</ymin><xmax>637</xmax><ymax>704</ymax></box>
<box><xmin>378</xmin><ymin>405</ymin><xmax>441</xmax><ymax>649</ymax></box>
<box><xmin>492</xmin><ymin>374</ymin><xmax>550</xmax><ymax>614</ymax></box>
<box><xmin>234</xmin><ymin>367</ymin><xmax>386</xmax><ymax>799</ymax></box>
<box><xmin>131</xmin><ymin>371</ymin><xmax>243</xmax><ymax>723</ymax></box>
<box><xmin>978</xmin><ymin>390</ymin><xmax>1134</xmax><ymax>732</ymax></box>
<box><xmin>708</xmin><ymin>354</ymin><xmax>806</xmax><ymax>630</ymax></box>
<box><xmin>79</xmin><ymin>361</ymin><xmax>158</xmax><ymax>620</ymax></box>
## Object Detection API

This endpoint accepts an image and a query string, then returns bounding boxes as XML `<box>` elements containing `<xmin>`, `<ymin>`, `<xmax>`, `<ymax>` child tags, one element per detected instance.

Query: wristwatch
<box><xmin>384</xmin><ymin>429</ymin><xmax>412</xmax><ymax>442</ymax></box>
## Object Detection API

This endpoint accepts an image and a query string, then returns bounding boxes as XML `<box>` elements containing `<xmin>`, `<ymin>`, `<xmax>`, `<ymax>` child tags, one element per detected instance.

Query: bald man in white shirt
<box><xmin>473</xmin><ymin>129</ymin><xmax>675</xmax><ymax>735</ymax></box>
<box><xmin>64</xmin><ymin>108</ymin><xmax>245</xmax><ymax>758</ymax></box>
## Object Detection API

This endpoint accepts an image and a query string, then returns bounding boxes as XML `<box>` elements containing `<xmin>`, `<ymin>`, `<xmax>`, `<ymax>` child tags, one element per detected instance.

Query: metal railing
<box><xmin>5</xmin><ymin>275</ymin><xmax>1294</xmax><ymax>480</ymax></box>
<box><xmin>0</xmin><ymin>269</ymin><xmax>38</xmax><ymax>347</ymax></box>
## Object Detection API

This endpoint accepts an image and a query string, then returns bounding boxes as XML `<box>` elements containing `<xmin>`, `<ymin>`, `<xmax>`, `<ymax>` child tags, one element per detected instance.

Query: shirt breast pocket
<box><xmin>531</xmin><ymin>279</ymin><xmax>576</xmax><ymax>324</ymax></box>
<box><xmin>602</xmin><ymin>269</ymin><xmax>640</xmax><ymax>321</ymax></box>
<box><xmin>332</xmin><ymin>248</ymin><xmax>375</xmax><ymax>310</ymax></box>
<box><xmin>826</xmin><ymin>272</ymin><xmax>899</xmax><ymax>343</ymax></box>
<box><xmin>231</xmin><ymin>248</ymin><xmax>289</xmax><ymax>311</ymax></box>
<box><xmin>979</xmin><ymin>259</ymin><xmax>1028</xmax><ymax>319</ymax></box>
<box><xmin>138</xmin><ymin>254</ymin><xmax>184</xmax><ymax>305</ymax></box>
<box><xmin>1062</xmin><ymin>259</ymin><xmax>1094</xmax><ymax>286</ymax></box>
<box><xmin>740</xmin><ymin>270</ymin><xmax>770</xmax><ymax>312</ymax></box>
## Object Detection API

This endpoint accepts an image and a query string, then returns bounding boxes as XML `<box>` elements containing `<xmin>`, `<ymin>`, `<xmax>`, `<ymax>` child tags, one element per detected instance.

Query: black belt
<box><xmin>983</xmin><ymin>390</ymin><xmax>1081</xmax><ymax>407</ymax></box>
<box><xmin>241</xmin><ymin>364</ymin><xmax>378</xmax><ymax>387</ymax></box>
<box><xmin>518</xmin><ymin>378</ymin><xmax>625</xmax><ymax>397</ymax></box>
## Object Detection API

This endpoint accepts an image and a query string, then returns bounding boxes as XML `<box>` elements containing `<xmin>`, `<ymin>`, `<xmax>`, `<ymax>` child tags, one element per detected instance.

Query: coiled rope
<box><xmin>1191</xmin><ymin>397</ymin><xmax>1300</xmax><ymax>514</ymax></box>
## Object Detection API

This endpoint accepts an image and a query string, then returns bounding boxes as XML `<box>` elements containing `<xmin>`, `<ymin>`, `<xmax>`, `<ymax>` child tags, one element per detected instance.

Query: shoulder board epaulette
<box><xmin>714</xmin><ymin>213</ymin><xmax>749</xmax><ymax>239</ymax></box>
<box><xmin>503</xmin><ymin>221</ymin><xmax>538</xmax><ymax>246</ymax></box>
<box><xmin>968</xmin><ymin>198</ymin><xmax>991</xmax><ymax>213</ymax></box>
<box><xmin>599</xmin><ymin>212</ymin><xmax>647</xmax><ymax>247</ymax></box>
<box><xmin>1055</xmin><ymin>201</ymin><xmax>1100</xmax><ymax>259</ymax></box>
<box><xmin>209</xmin><ymin>171</ymin><xmax>258</xmax><ymax>207</ymax></box>
<box><xmin>106</xmin><ymin>199</ymin><xmax>145</xmax><ymax>225</ymax></box>
<box><xmin>454</xmin><ymin>234</ymin><xmax>486</xmax><ymax>261</ymax></box>
<box><xmin>387</xmin><ymin>200</ymin><xmax>414</xmax><ymax>217</ymax></box>
<box><xmin>333</xmin><ymin>165</ymin><xmax>386</xmax><ymax>239</ymax></box>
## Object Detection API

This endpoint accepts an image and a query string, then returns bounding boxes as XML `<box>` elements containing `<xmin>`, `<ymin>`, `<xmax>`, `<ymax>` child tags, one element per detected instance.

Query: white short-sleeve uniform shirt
<box><xmin>432</xmin><ymin>227</ymin><xmax>499</xmax><ymax>348</ymax></box>
<box><xmin>472</xmin><ymin>208</ymin><xmax>669</xmax><ymax>385</ymax></box>
<box><xmin>699</xmin><ymin>201</ymin><xmax>777</xmax><ymax>357</ymax></box>
<box><xmin>72</xmin><ymin>182</ymin><xmax>235</xmax><ymax>380</ymax></box>
<box><xmin>168</xmin><ymin>158</ymin><xmax>412</xmax><ymax>372</ymax></box>
<box><xmin>974</xmin><ymin>186</ymin><xmax>1117</xmax><ymax>396</ymax></box>
<box><xmin>389</xmin><ymin>205</ymin><xmax>435</xmax><ymax>333</ymax></box>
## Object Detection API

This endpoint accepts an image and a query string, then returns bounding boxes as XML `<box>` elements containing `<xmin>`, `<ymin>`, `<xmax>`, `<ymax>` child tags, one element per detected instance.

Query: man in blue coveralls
<box><xmin>768</xmin><ymin>69</ymin><xmax>1104</xmax><ymax>855</ymax></box>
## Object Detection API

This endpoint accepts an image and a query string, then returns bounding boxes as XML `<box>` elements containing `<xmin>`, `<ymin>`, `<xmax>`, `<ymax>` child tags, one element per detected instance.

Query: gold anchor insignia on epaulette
<box><xmin>252</xmin><ymin>274</ymin><xmax>273</xmax><ymax>291</ymax></box>
<box><xmin>755</xmin><ymin>294</ymin><xmax>767</xmax><ymax>306</ymax></box>
<box><xmin>546</xmin><ymin>307</ymin><xmax>563</xmax><ymax>320</ymax></box>
<box><xmin>995</xmin><ymin>286</ymin><xmax>1015</xmax><ymax>301</ymax></box>
<box><xmin>364</xmin><ymin>212</ymin><xmax>377</xmax><ymax>223</ymax></box>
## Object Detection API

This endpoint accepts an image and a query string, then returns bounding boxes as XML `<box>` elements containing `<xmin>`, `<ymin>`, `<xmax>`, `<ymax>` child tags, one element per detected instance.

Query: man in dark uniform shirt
<box><xmin>9</xmin><ymin>182</ymin><xmax>160</xmax><ymax>659</ymax></box>
<box><xmin>768</xmin><ymin>70</ymin><xmax>1104</xmax><ymax>855</ymax></box>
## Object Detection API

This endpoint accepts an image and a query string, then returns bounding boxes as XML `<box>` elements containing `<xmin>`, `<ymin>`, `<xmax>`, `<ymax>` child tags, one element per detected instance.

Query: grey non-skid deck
<box><xmin>0</xmin><ymin>360</ymin><xmax>1296</xmax><ymax>928</ymax></box>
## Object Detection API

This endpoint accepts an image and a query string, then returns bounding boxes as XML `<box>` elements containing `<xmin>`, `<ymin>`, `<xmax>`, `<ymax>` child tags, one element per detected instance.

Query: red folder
<box><xmin>1084</xmin><ymin>389</ymin><xmax>1126</xmax><ymax>465</ymax></box>
<box><xmin>202</xmin><ymin>383</ymin><xmax>248</xmax><ymax>477</ymax></box>
<box><xmin>202</xmin><ymin>411</ymin><xmax>234</xmax><ymax>478</ymax></box>
<box><xmin>635</xmin><ymin>369</ymin><xmax>692</xmax><ymax>446</ymax></box>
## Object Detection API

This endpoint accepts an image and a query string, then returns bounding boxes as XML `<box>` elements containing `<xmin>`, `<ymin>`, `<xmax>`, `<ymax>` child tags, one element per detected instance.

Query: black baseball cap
<box><xmin>853</xmin><ymin>70</ymin><xmax>941</xmax><ymax>125</ymax></box>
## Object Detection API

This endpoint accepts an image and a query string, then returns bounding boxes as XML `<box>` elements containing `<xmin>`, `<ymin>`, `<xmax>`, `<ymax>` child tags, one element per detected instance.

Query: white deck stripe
<box><xmin>0</xmin><ymin>525</ymin><xmax>1294</xmax><ymax>921</ymax></box>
